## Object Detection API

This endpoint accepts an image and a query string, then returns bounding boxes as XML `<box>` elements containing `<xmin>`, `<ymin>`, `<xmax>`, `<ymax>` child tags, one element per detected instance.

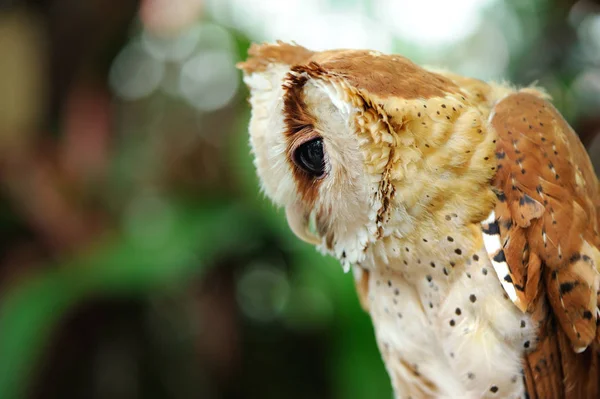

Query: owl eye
<box><xmin>294</xmin><ymin>138</ymin><xmax>326</xmax><ymax>177</ymax></box>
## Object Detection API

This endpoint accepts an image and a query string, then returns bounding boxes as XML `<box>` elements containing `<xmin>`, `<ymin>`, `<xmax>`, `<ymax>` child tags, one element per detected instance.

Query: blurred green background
<box><xmin>0</xmin><ymin>0</ymin><xmax>600</xmax><ymax>398</ymax></box>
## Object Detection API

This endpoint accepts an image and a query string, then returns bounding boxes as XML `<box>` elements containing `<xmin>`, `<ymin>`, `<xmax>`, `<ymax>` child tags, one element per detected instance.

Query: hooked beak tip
<box><xmin>285</xmin><ymin>204</ymin><xmax>321</xmax><ymax>246</ymax></box>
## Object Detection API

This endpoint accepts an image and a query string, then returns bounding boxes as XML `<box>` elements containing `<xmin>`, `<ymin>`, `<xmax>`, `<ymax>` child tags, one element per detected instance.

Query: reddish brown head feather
<box><xmin>238</xmin><ymin>43</ymin><xmax>460</xmax><ymax>101</ymax></box>
<box><xmin>310</xmin><ymin>50</ymin><xmax>460</xmax><ymax>99</ymax></box>
<box><xmin>281</xmin><ymin>65</ymin><xmax>326</xmax><ymax>207</ymax></box>
<box><xmin>237</xmin><ymin>41</ymin><xmax>314</xmax><ymax>74</ymax></box>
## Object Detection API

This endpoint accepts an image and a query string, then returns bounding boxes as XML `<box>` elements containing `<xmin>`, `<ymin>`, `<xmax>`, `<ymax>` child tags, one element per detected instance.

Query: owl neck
<box><xmin>362</xmin><ymin>218</ymin><xmax>486</xmax><ymax>285</ymax></box>
<box><xmin>357</xmin><ymin>93</ymin><xmax>501</xmax><ymax>283</ymax></box>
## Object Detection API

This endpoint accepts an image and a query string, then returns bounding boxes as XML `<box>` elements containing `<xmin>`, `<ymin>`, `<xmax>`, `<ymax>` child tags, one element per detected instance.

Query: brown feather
<box><xmin>240</xmin><ymin>42</ymin><xmax>600</xmax><ymax>399</ymax></box>
<box><xmin>308</xmin><ymin>50</ymin><xmax>460</xmax><ymax>99</ymax></box>
<box><xmin>239</xmin><ymin>42</ymin><xmax>461</xmax><ymax>100</ymax></box>
<box><xmin>525</xmin><ymin>251</ymin><xmax>543</xmax><ymax>311</ymax></box>
<box><xmin>237</xmin><ymin>41</ymin><xmax>314</xmax><ymax>74</ymax></box>
<box><xmin>556</xmin><ymin>326</ymin><xmax>599</xmax><ymax>399</ymax></box>
<box><xmin>491</xmin><ymin>91</ymin><xmax>600</xmax><ymax>398</ymax></box>
<box><xmin>524</xmin><ymin>317</ymin><xmax>563</xmax><ymax>399</ymax></box>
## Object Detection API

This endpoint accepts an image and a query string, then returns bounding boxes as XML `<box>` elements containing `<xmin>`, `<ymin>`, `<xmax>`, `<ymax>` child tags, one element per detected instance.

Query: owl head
<box><xmin>238</xmin><ymin>42</ymin><xmax>498</xmax><ymax>270</ymax></box>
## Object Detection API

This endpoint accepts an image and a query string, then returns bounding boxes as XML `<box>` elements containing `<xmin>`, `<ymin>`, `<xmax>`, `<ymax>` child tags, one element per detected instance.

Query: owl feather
<box><xmin>238</xmin><ymin>42</ymin><xmax>600</xmax><ymax>399</ymax></box>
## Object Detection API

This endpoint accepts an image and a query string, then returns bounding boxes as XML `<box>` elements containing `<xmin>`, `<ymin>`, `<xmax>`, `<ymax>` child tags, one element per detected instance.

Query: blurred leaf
<box><xmin>0</xmin><ymin>200</ymin><xmax>252</xmax><ymax>399</ymax></box>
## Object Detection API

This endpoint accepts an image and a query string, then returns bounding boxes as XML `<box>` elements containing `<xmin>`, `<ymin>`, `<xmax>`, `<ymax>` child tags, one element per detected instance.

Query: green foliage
<box><xmin>0</xmin><ymin>104</ymin><xmax>391</xmax><ymax>399</ymax></box>
<box><xmin>0</xmin><ymin>203</ymin><xmax>252</xmax><ymax>399</ymax></box>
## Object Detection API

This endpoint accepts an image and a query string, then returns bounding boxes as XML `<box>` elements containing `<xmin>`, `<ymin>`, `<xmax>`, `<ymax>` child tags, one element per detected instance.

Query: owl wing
<box><xmin>481</xmin><ymin>91</ymin><xmax>600</xmax><ymax>399</ymax></box>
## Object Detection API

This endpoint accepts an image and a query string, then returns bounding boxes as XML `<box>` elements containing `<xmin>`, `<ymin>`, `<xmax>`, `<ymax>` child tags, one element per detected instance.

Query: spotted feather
<box><xmin>241</xmin><ymin>42</ymin><xmax>600</xmax><ymax>399</ymax></box>
<box><xmin>489</xmin><ymin>91</ymin><xmax>600</xmax><ymax>398</ymax></box>
<box><xmin>482</xmin><ymin>210</ymin><xmax>521</xmax><ymax>307</ymax></box>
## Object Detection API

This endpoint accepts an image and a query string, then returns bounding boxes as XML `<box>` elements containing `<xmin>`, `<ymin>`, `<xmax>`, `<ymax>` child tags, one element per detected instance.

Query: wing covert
<box><xmin>486</xmin><ymin>91</ymin><xmax>600</xmax><ymax>398</ymax></box>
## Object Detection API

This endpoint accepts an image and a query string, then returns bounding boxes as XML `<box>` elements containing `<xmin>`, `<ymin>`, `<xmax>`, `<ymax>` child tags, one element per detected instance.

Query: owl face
<box><xmin>238</xmin><ymin>42</ymin><xmax>492</xmax><ymax>269</ymax></box>
<box><xmin>242</xmin><ymin>58</ymin><xmax>374</xmax><ymax>268</ymax></box>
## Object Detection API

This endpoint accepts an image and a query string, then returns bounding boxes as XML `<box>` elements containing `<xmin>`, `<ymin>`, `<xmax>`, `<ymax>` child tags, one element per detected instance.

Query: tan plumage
<box><xmin>238</xmin><ymin>42</ymin><xmax>600</xmax><ymax>399</ymax></box>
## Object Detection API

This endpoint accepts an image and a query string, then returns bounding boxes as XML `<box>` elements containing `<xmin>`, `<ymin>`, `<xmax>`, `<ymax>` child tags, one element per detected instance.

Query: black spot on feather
<box><xmin>515</xmin><ymin>284</ymin><xmax>525</xmax><ymax>292</ymax></box>
<box><xmin>519</xmin><ymin>194</ymin><xmax>537</xmax><ymax>206</ymax></box>
<box><xmin>494</xmin><ymin>191</ymin><xmax>506</xmax><ymax>202</ymax></box>
<box><xmin>559</xmin><ymin>282</ymin><xmax>577</xmax><ymax>295</ymax></box>
<box><xmin>493</xmin><ymin>250</ymin><xmax>507</xmax><ymax>263</ymax></box>
<box><xmin>483</xmin><ymin>222</ymin><xmax>500</xmax><ymax>235</ymax></box>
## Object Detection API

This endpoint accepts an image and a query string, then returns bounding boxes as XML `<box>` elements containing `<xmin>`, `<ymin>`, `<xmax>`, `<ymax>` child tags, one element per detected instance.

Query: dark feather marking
<box><xmin>494</xmin><ymin>249</ymin><xmax>507</xmax><ymax>263</ymax></box>
<box><xmin>515</xmin><ymin>284</ymin><xmax>525</xmax><ymax>291</ymax></box>
<box><xmin>495</xmin><ymin>191</ymin><xmax>507</xmax><ymax>202</ymax></box>
<box><xmin>521</xmin><ymin>194</ymin><xmax>537</xmax><ymax>205</ymax></box>
<box><xmin>582</xmin><ymin>254</ymin><xmax>591</xmax><ymax>263</ymax></box>
<box><xmin>483</xmin><ymin>222</ymin><xmax>500</xmax><ymax>235</ymax></box>
<box><xmin>559</xmin><ymin>281</ymin><xmax>578</xmax><ymax>295</ymax></box>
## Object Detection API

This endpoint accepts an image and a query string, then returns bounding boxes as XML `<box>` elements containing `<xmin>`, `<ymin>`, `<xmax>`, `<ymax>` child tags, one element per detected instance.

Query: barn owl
<box><xmin>237</xmin><ymin>42</ymin><xmax>600</xmax><ymax>399</ymax></box>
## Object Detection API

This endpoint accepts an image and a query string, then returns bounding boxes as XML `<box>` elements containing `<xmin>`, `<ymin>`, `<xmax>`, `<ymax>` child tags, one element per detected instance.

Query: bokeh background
<box><xmin>1</xmin><ymin>0</ymin><xmax>600</xmax><ymax>398</ymax></box>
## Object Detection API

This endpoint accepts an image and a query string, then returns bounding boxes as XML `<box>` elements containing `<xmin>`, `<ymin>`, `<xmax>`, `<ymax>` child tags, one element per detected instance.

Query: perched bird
<box><xmin>237</xmin><ymin>42</ymin><xmax>600</xmax><ymax>399</ymax></box>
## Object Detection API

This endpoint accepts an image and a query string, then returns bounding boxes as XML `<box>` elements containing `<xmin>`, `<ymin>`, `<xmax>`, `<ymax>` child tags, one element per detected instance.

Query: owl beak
<box><xmin>285</xmin><ymin>203</ymin><xmax>321</xmax><ymax>246</ymax></box>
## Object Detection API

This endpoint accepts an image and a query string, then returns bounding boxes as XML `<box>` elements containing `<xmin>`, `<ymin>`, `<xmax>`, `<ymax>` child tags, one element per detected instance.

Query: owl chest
<box><xmin>363</xmin><ymin>236</ymin><xmax>535</xmax><ymax>399</ymax></box>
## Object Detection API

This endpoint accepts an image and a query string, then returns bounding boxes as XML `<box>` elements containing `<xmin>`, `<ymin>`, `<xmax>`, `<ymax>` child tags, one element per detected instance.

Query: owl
<box><xmin>237</xmin><ymin>42</ymin><xmax>600</xmax><ymax>399</ymax></box>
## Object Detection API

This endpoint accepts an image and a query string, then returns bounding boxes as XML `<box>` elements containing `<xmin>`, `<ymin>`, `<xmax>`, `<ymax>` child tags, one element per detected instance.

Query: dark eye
<box><xmin>294</xmin><ymin>138</ymin><xmax>325</xmax><ymax>177</ymax></box>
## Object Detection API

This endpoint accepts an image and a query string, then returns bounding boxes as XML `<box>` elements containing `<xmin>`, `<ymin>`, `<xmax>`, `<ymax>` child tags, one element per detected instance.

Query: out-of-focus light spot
<box><xmin>568</xmin><ymin>0</ymin><xmax>598</xmax><ymax>28</ymax></box>
<box><xmin>142</xmin><ymin>25</ymin><xmax>202</xmax><ymax>62</ymax></box>
<box><xmin>142</xmin><ymin>21</ymin><xmax>237</xmax><ymax>102</ymax></box>
<box><xmin>236</xmin><ymin>263</ymin><xmax>290</xmax><ymax>322</ymax></box>
<box><xmin>587</xmin><ymin>15</ymin><xmax>600</xmax><ymax>43</ymax></box>
<box><xmin>571</xmin><ymin>69</ymin><xmax>600</xmax><ymax>113</ymax></box>
<box><xmin>140</xmin><ymin>0</ymin><xmax>205</xmax><ymax>35</ymax></box>
<box><xmin>194</xmin><ymin>22</ymin><xmax>237</xmax><ymax>53</ymax></box>
<box><xmin>125</xmin><ymin>194</ymin><xmax>176</xmax><ymax>249</ymax></box>
<box><xmin>488</xmin><ymin>4</ymin><xmax>525</xmax><ymax>55</ymax></box>
<box><xmin>179</xmin><ymin>50</ymin><xmax>239</xmax><ymax>111</ymax></box>
<box><xmin>207</xmin><ymin>0</ymin><xmax>391</xmax><ymax>51</ymax></box>
<box><xmin>142</xmin><ymin>21</ymin><xmax>235</xmax><ymax>63</ymax></box>
<box><xmin>375</xmin><ymin>0</ymin><xmax>495</xmax><ymax>47</ymax></box>
<box><xmin>454</xmin><ymin>23</ymin><xmax>509</xmax><ymax>80</ymax></box>
<box><xmin>159</xmin><ymin>64</ymin><xmax>183</xmax><ymax>97</ymax></box>
<box><xmin>269</xmin><ymin>12</ymin><xmax>392</xmax><ymax>52</ymax></box>
<box><xmin>226</xmin><ymin>0</ymin><xmax>321</xmax><ymax>36</ymax></box>
<box><xmin>109</xmin><ymin>41</ymin><xmax>165</xmax><ymax>100</ymax></box>
<box><xmin>207</xmin><ymin>0</ymin><xmax>496</xmax><ymax>51</ymax></box>
<box><xmin>577</xmin><ymin>14</ymin><xmax>600</xmax><ymax>62</ymax></box>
